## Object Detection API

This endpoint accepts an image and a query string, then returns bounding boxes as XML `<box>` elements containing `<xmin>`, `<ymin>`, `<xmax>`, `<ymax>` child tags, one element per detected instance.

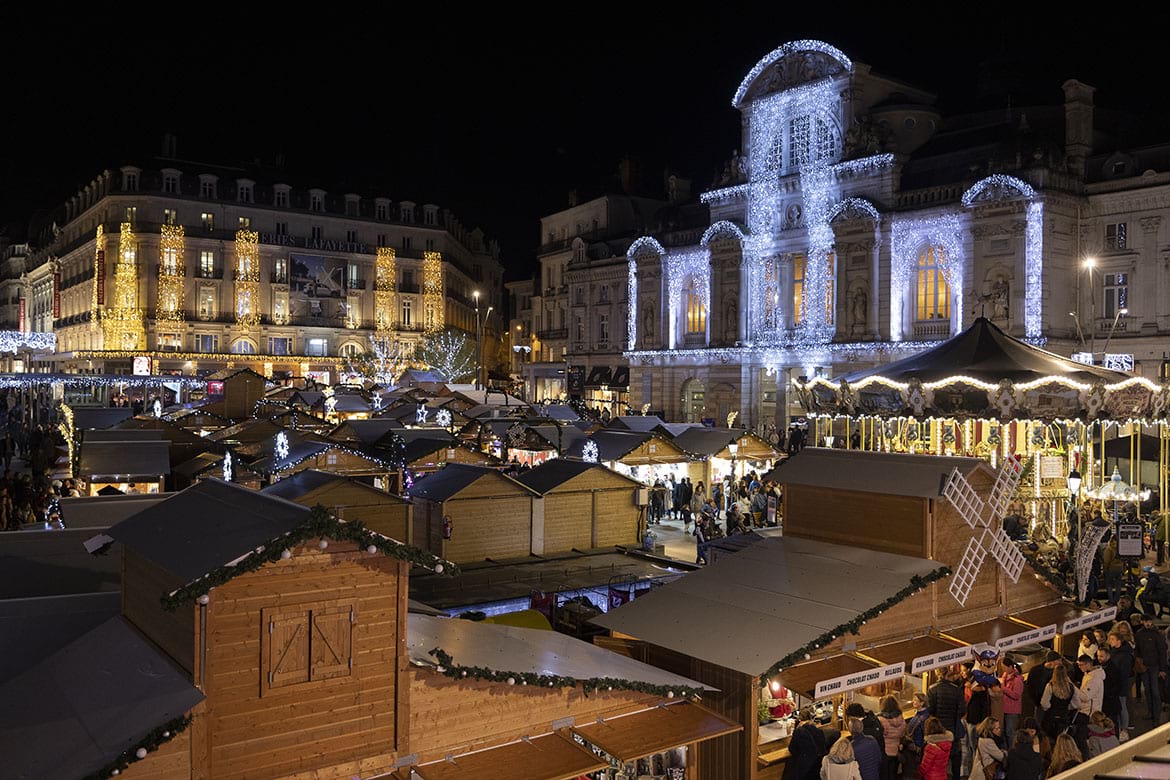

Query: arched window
<box><xmin>339</xmin><ymin>341</ymin><xmax>363</xmax><ymax>357</ymax></box>
<box><xmin>792</xmin><ymin>253</ymin><xmax>835</xmax><ymax>325</ymax></box>
<box><xmin>230</xmin><ymin>338</ymin><xmax>256</xmax><ymax>354</ymax></box>
<box><xmin>916</xmin><ymin>246</ymin><xmax>951</xmax><ymax>321</ymax></box>
<box><xmin>684</xmin><ymin>277</ymin><xmax>706</xmax><ymax>334</ymax></box>
<box><xmin>789</xmin><ymin>115</ymin><xmax>839</xmax><ymax>170</ymax></box>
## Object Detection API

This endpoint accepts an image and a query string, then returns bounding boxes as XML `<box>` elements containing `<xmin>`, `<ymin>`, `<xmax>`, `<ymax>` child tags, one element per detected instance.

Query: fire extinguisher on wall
<box><xmin>442</xmin><ymin>515</ymin><xmax>453</xmax><ymax>540</ymax></box>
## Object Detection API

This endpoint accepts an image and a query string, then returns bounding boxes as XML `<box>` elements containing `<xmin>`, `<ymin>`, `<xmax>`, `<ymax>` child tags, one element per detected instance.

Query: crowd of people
<box><xmin>784</xmin><ymin>616</ymin><xmax>1170</xmax><ymax>780</ymax></box>
<box><xmin>0</xmin><ymin>391</ymin><xmax>70</xmax><ymax>532</ymax></box>
<box><xmin>647</xmin><ymin>470</ymin><xmax>781</xmax><ymax>564</ymax></box>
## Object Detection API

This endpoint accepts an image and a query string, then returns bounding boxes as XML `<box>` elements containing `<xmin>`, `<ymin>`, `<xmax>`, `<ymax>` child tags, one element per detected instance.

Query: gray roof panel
<box><xmin>78</xmin><ymin>440</ymin><xmax>171</xmax><ymax>477</ymax></box>
<box><xmin>765</xmin><ymin>449</ymin><xmax>989</xmax><ymax>498</ymax></box>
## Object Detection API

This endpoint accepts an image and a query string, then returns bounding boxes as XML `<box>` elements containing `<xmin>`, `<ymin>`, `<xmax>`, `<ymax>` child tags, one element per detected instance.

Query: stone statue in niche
<box><xmin>642</xmin><ymin>304</ymin><xmax>655</xmax><ymax>339</ymax></box>
<box><xmin>850</xmin><ymin>287</ymin><xmax>867</xmax><ymax>335</ymax></box>
<box><xmin>725</xmin><ymin>299</ymin><xmax>738</xmax><ymax>341</ymax></box>
<box><xmin>991</xmin><ymin>277</ymin><xmax>1010</xmax><ymax>322</ymax></box>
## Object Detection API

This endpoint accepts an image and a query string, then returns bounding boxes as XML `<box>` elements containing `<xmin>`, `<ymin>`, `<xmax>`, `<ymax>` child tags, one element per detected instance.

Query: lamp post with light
<box><xmin>1067</xmin><ymin>467</ymin><xmax>1082</xmax><ymax>539</ymax></box>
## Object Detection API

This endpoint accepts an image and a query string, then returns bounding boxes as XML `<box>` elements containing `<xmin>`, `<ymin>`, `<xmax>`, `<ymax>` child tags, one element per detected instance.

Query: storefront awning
<box><xmin>411</xmin><ymin>731</ymin><xmax>605</xmax><ymax>779</ymax></box>
<box><xmin>585</xmin><ymin>366</ymin><xmax>613</xmax><ymax>387</ymax></box>
<box><xmin>611</xmin><ymin>366</ymin><xmax>629</xmax><ymax>388</ymax></box>
<box><xmin>778</xmin><ymin>654</ymin><xmax>878</xmax><ymax>700</ymax></box>
<box><xmin>1011</xmin><ymin>603</ymin><xmax>1093</xmax><ymax>633</ymax></box>
<box><xmin>572</xmin><ymin>701</ymin><xmax>741</xmax><ymax>762</ymax></box>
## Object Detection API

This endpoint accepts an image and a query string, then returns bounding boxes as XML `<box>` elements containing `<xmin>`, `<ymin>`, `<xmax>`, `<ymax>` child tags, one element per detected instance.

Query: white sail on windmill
<box><xmin>941</xmin><ymin>457</ymin><xmax>1028</xmax><ymax>605</ymax></box>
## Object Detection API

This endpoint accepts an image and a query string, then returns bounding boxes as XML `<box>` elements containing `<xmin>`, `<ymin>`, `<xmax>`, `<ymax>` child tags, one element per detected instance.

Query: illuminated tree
<box><xmin>418</xmin><ymin>328</ymin><xmax>475</xmax><ymax>382</ymax></box>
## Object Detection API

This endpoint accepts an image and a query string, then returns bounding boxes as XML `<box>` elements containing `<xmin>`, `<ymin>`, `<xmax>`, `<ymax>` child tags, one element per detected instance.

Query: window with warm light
<box><xmin>915</xmin><ymin>246</ymin><xmax>951</xmax><ymax>321</ymax></box>
<box><xmin>684</xmin><ymin>277</ymin><xmax>706</xmax><ymax>334</ymax></box>
<box><xmin>1104</xmin><ymin>272</ymin><xmax>1128</xmax><ymax>318</ymax></box>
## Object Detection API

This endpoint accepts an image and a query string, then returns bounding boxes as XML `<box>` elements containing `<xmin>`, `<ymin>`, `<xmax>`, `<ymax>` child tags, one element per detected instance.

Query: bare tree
<box><xmin>417</xmin><ymin>328</ymin><xmax>475</xmax><ymax>382</ymax></box>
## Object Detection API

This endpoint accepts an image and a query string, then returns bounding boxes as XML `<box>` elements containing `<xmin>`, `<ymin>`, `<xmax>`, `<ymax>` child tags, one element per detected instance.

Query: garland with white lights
<box><xmin>890</xmin><ymin>212</ymin><xmax>965</xmax><ymax>342</ymax></box>
<box><xmin>0</xmin><ymin>330</ymin><xmax>56</xmax><ymax>353</ymax></box>
<box><xmin>761</xmin><ymin>567</ymin><xmax>951</xmax><ymax>682</ymax></box>
<box><xmin>161</xmin><ymin>506</ymin><xmax>456</xmax><ymax>611</ymax></box>
<box><xmin>426</xmin><ymin>648</ymin><xmax>704</xmax><ymax>699</ymax></box>
<box><xmin>82</xmin><ymin>715</ymin><xmax>192</xmax><ymax>780</ymax></box>
<box><xmin>700</xmin><ymin>220</ymin><xmax>746</xmax><ymax>246</ymax></box>
<box><xmin>626</xmin><ymin>238</ymin><xmax>665</xmax><ymax>350</ymax></box>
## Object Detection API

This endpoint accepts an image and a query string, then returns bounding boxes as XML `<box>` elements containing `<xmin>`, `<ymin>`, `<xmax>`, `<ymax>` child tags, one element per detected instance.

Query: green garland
<box><xmin>161</xmin><ymin>506</ymin><xmax>457</xmax><ymax>611</ymax></box>
<box><xmin>427</xmin><ymin>648</ymin><xmax>705</xmax><ymax>699</ymax></box>
<box><xmin>761</xmin><ymin>567</ymin><xmax>952</xmax><ymax>681</ymax></box>
<box><xmin>82</xmin><ymin>715</ymin><xmax>191</xmax><ymax>780</ymax></box>
<box><xmin>1020</xmin><ymin>549</ymin><xmax>1074</xmax><ymax>597</ymax></box>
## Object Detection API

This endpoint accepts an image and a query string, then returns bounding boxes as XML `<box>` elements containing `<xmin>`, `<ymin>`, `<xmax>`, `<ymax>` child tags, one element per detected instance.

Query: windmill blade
<box><xmin>987</xmin><ymin>527</ymin><xmax>1026</xmax><ymax>583</ymax></box>
<box><xmin>942</xmin><ymin>468</ymin><xmax>986</xmax><ymax>528</ymax></box>
<box><xmin>949</xmin><ymin>534</ymin><xmax>988</xmax><ymax>606</ymax></box>
<box><xmin>986</xmin><ymin>458</ymin><xmax>1025</xmax><ymax>522</ymax></box>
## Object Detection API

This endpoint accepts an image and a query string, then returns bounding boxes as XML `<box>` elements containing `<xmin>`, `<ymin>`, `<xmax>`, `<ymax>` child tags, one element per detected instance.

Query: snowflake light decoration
<box><xmin>582</xmin><ymin>439</ymin><xmax>600</xmax><ymax>464</ymax></box>
<box><xmin>152</xmin><ymin>398</ymin><xmax>162</xmax><ymax>418</ymax></box>
<box><xmin>435</xmin><ymin>408</ymin><xmax>453</xmax><ymax>428</ymax></box>
<box><xmin>274</xmin><ymin>431</ymin><xmax>290</xmax><ymax>461</ymax></box>
<box><xmin>222</xmin><ymin>452</ymin><xmax>233</xmax><ymax>482</ymax></box>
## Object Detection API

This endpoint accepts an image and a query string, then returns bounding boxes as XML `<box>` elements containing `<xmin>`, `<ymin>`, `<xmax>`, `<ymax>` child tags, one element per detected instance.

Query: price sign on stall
<box><xmin>815</xmin><ymin>662</ymin><xmax>905</xmax><ymax>698</ymax></box>
<box><xmin>996</xmin><ymin>624</ymin><xmax>1058</xmax><ymax>651</ymax></box>
<box><xmin>911</xmin><ymin>646</ymin><xmax>974</xmax><ymax>675</ymax></box>
<box><xmin>1061</xmin><ymin>606</ymin><xmax>1117</xmax><ymax>636</ymax></box>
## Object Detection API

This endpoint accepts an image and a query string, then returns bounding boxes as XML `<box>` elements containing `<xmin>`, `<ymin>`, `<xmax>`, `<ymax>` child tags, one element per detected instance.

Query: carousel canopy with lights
<box><xmin>799</xmin><ymin>318</ymin><xmax>1167</xmax><ymax>422</ymax></box>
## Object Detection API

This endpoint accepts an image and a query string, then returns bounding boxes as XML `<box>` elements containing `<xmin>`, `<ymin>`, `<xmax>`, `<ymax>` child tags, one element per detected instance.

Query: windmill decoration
<box><xmin>506</xmin><ymin>422</ymin><xmax>527</xmax><ymax>449</ymax></box>
<box><xmin>582</xmin><ymin>439</ymin><xmax>600</xmax><ymax>464</ymax></box>
<box><xmin>941</xmin><ymin>456</ymin><xmax>1028</xmax><ymax>605</ymax></box>
<box><xmin>1075</xmin><ymin>521</ymin><xmax>1112</xmax><ymax>602</ymax></box>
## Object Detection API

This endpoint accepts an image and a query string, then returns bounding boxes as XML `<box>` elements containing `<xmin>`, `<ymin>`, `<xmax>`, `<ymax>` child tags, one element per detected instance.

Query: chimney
<box><xmin>567</xmin><ymin>189</ymin><xmax>578</xmax><ymax>207</ymax></box>
<box><xmin>1062</xmin><ymin>79</ymin><xmax>1095</xmax><ymax>177</ymax></box>
<box><xmin>618</xmin><ymin>157</ymin><xmax>640</xmax><ymax>194</ymax></box>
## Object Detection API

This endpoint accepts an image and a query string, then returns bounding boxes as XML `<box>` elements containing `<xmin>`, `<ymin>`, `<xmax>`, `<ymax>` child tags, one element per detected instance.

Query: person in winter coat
<box><xmin>928</xmin><ymin>665</ymin><xmax>967</xmax><ymax>780</ymax></box>
<box><xmin>1046</xmin><ymin>733</ymin><xmax>1082</xmax><ymax>778</ymax></box>
<box><xmin>876</xmin><ymin>696</ymin><xmax>907</xmax><ymax>780</ymax></box>
<box><xmin>785</xmin><ymin>706</ymin><xmax>829</xmax><ymax>780</ymax></box>
<box><xmin>1107</xmin><ymin>631</ymin><xmax>1134</xmax><ymax>739</ymax></box>
<box><xmin>1085</xmin><ymin>711</ymin><xmax>1120</xmax><ymax>757</ymax></box>
<box><xmin>1024</xmin><ymin>652</ymin><xmax>1060</xmax><ymax>718</ymax></box>
<box><xmin>1134</xmin><ymin>614</ymin><xmax>1167</xmax><ymax>723</ymax></box>
<box><xmin>847</xmin><ymin>717</ymin><xmax>882</xmax><ymax>780</ymax></box>
<box><xmin>904</xmin><ymin>693</ymin><xmax>930</xmax><ymax>777</ymax></box>
<box><xmin>1005</xmin><ymin>730</ymin><xmax>1042</xmax><ymax>780</ymax></box>
<box><xmin>972</xmin><ymin>717</ymin><xmax>1007</xmax><ymax>780</ymax></box>
<box><xmin>1040</xmin><ymin>664</ymin><xmax>1085</xmax><ymax>741</ymax></box>
<box><xmin>821</xmin><ymin>737</ymin><xmax>863</xmax><ymax>780</ymax></box>
<box><xmin>917</xmin><ymin>717</ymin><xmax>952</xmax><ymax>780</ymax></box>
<box><xmin>1095</xmin><ymin>646</ymin><xmax>1122</xmax><ymax>730</ymax></box>
<box><xmin>1001</xmin><ymin>659</ymin><xmax>1025</xmax><ymax>745</ymax></box>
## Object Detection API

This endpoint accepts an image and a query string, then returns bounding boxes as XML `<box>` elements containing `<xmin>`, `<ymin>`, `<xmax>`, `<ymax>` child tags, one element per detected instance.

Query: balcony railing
<box><xmin>347</xmin><ymin>278</ymin><xmax>367</xmax><ymax>290</ymax></box>
<box><xmin>399</xmin><ymin>282</ymin><xmax>420</xmax><ymax>293</ymax></box>
<box><xmin>912</xmin><ymin>319</ymin><xmax>951</xmax><ymax>340</ymax></box>
<box><xmin>537</xmin><ymin>328</ymin><xmax>567</xmax><ymax>340</ymax></box>
<box><xmin>1095</xmin><ymin>317</ymin><xmax>1130</xmax><ymax>334</ymax></box>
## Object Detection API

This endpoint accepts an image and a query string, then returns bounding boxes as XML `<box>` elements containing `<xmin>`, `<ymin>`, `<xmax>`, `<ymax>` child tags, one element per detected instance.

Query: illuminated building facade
<box><xmin>25</xmin><ymin>158</ymin><xmax>503</xmax><ymax>380</ymax></box>
<box><xmin>618</xmin><ymin>40</ymin><xmax>1170</xmax><ymax>429</ymax></box>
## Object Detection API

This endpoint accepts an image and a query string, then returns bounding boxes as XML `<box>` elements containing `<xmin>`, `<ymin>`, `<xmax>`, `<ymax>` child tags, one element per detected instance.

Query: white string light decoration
<box><xmin>435</xmin><ymin>408</ymin><xmax>453</xmax><ymax>428</ymax></box>
<box><xmin>222</xmin><ymin>452</ymin><xmax>233</xmax><ymax>482</ymax></box>
<box><xmin>626</xmin><ymin>237</ymin><xmax>665</xmax><ymax>350</ymax></box>
<box><xmin>890</xmin><ymin>212</ymin><xmax>966</xmax><ymax>342</ymax></box>
<box><xmin>664</xmin><ymin>248</ymin><xmax>710</xmax><ymax>349</ymax></box>
<box><xmin>582</xmin><ymin>439</ymin><xmax>600</xmax><ymax>464</ymax></box>
<box><xmin>274</xmin><ymin>431</ymin><xmax>290</xmax><ymax>461</ymax></box>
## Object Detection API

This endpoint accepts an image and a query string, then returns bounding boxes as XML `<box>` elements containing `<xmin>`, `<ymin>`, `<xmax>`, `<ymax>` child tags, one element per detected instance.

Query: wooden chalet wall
<box><xmin>296</xmin><ymin>482</ymin><xmax>412</xmax><ymax>544</ymax></box>
<box><xmin>221</xmin><ymin>372</ymin><xmax>267</xmax><ymax>419</ymax></box>
<box><xmin>407</xmin><ymin>445</ymin><xmax>497</xmax><ymax>472</ymax></box>
<box><xmin>541</xmin><ymin>469</ymin><xmax>641</xmax><ymax>553</ymax></box>
<box><xmin>412</xmin><ymin>498</ymin><xmax>444</xmax><ymax>558</ymax></box>
<box><xmin>617</xmin><ymin>437</ymin><xmax>689</xmax><ymax>467</ymax></box>
<box><xmin>187</xmin><ymin>541</ymin><xmax>408</xmax><ymax>780</ymax></box>
<box><xmin>407</xmin><ymin>670</ymin><xmax>656</xmax><ymax>763</ymax></box>
<box><xmin>415</xmin><ymin>476</ymin><xmax>534</xmax><ymax>564</ymax></box>
<box><xmin>784</xmin><ymin>485</ymin><xmax>927</xmax><ymax>557</ymax></box>
<box><xmin>122</xmin><ymin>548</ymin><xmax>195</xmax><ymax>673</ymax></box>
<box><xmin>121</xmin><ymin>726</ymin><xmax>192</xmax><ymax>779</ymax></box>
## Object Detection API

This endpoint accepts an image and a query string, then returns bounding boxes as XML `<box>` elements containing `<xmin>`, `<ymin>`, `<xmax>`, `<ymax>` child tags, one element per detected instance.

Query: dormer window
<box><xmin>123</xmin><ymin>172</ymin><xmax>138</xmax><ymax>191</ymax></box>
<box><xmin>376</xmin><ymin>202</ymin><xmax>388</xmax><ymax>220</ymax></box>
<box><xmin>198</xmin><ymin>174</ymin><xmax>217</xmax><ymax>199</ymax></box>
<box><xmin>237</xmin><ymin>181</ymin><xmax>254</xmax><ymax>203</ymax></box>
<box><xmin>275</xmin><ymin>190</ymin><xmax>288</xmax><ymax>208</ymax></box>
<box><xmin>310</xmin><ymin>189</ymin><xmax>326</xmax><ymax>212</ymax></box>
<box><xmin>162</xmin><ymin>173</ymin><xmax>179</xmax><ymax>194</ymax></box>
<box><xmin>345</xmin><ymin>195</ymin><xmax>360</xmax><ymax>217</ymax></box>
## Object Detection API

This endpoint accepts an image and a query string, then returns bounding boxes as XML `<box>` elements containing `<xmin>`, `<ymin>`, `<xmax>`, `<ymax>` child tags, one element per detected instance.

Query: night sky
<box><xmin>4</xmin><ymin>9</ymin><xmax>1169</xmax><ymax>280</ymax></box>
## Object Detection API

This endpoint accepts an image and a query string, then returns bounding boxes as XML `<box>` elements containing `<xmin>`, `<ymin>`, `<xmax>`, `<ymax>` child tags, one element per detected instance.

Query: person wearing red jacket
<box><xmin>1001</xmin><ymin>658</ymin><xmax>1025</xmax><ymax>746</ymax></box>
<box><xmin>917</xmin><ymin>717</ymin><xmax>953</xmax><ymax>780</ymax></box>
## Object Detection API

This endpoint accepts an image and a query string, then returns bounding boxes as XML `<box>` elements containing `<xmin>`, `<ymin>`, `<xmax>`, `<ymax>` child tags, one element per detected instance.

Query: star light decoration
<box><xmin>274</xmin><ymin>431</ymin><xmax>290</xmax><ymax>461</ymax></box>
<box><xmin>435</xmin><ymin>408</ymin><xmax>453</xmax><ymax>428</ymax></box>
<box><xmin>582</xmin><ymin>439</ymin><xmax>600</xmax><ymax>463</ymax></box>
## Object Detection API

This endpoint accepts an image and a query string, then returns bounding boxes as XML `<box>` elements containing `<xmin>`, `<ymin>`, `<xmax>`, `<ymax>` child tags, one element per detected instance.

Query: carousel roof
<box><xmin>840</xmin><ymin>317</ymin><xmax>1125</xmax><ymax>385</ymax></box>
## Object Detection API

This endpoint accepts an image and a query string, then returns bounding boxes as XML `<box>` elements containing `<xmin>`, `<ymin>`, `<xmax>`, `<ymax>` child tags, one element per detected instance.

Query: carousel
<box><xmin>795</xmin><ymin>318</ymin><xmax>1170</xmax><ymax>537</ymax></box>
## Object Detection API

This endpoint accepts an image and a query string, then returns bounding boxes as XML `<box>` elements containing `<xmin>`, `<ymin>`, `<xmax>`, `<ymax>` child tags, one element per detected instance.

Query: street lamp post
<box><xmin>1067</xmin><ymin>467</ymin><xmax>1082</xmax><ymax>539</ymax></box>
<box><xmin>1084</xmin><ymin>257</ymin><xmax>1097</xmax><ymax>362</ymax></box>
<box><xmin>1101</xmin><ymin>307</ymin><xmax>1129</xmax><ymax>362</ymax></box>
<box><xmin>473</xmin><ymin>291</ymin><xmax>481</xmax><ymax>390</ymax></box>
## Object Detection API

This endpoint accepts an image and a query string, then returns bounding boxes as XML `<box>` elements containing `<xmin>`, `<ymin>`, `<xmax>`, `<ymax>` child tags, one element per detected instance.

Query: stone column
<box><xmin>1140</xmin><ymin>216</ymin><xmax>1165</xmax><ymax>332</ymax></box>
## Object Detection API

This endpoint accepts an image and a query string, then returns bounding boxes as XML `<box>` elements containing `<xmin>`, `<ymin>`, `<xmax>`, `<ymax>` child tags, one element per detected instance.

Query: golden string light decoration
<box><xmin>422</xmin><ymin>250</ymin><xmax>444</xmax><ymax>334</ymax></box>
<box><xmin>102</xmin><ymin>222</ymin><xmax>145</xmax><ymax>350</ymax></box>
<box><xmin>375</xmin><ymin>247</ymin><xmax>397</xmax><ymax>334</ymax></box>
<box><xmin>234</xmin><ymin>229</ymin><xmax>260</xmax><ymax>328</ymax></box>
<box><xmin>156</xmin><ymin>224</ymin><xmax>185</xmax><ymax>322</ymax></box>
<box><xmin>91</xmin><ymin>224</ymin><xmax>104</xmax><ymax>320</ymax></box>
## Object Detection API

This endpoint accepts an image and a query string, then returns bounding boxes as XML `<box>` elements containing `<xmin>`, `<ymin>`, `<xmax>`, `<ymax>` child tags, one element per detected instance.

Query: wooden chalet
<box><xmin>164</xmin><ymin>407</ymin><xmax>232</xmax><ymax>437</ymax></box>
<box><xmin>77</xmin><ymin>436</ymin><xmax>170</xmax><ymax>496</ymax></box>
<box><xmin>200</xmin><ymin>368</ymin><xmax>269</xmax><ymax>419</ymax></box>
<box><xmin>406</xmin><ymin>464</ymin><xmax>540</xmax><ymax>564</ymax></box>
<box><xmin>669</xmin><ymin>426</ymin><xmax>780</xmax><ymax>485</ymax></box>
<box><xmin>263</xmin><ymin>469</ymin><xmax>411</xmax><ymax>542</ymax></box>
<box><xmin>566</xmin><ymin>429</ymin><xmax>690</xmax><ymax>471</ymax></box>
<box><xmin>594</xmin><ymin>449</ymin><xmax>1093</xmax><ymax>780</ymax></box>
<box><xmin>390</xmin><ymin>429</ymin><xmax>501</xmax><ymax>474</ymax></box>
<box><xmin>0</xmin><ymin>479</ymin><xmax>738</xmax><ymax>779</ymax></box>
<box><xmin>255</xmin><ymin>438</ymin><xmax>393</xmax><ymax>484</ymax></box>
<box><xmin>327</xmin><ymin>418</ymin><xmax>405</xmax><ymax>447</ymax></box>
<box><xmin>516</xmin><ymin>459</ymin><xmax>643</xmax><ymax>554</ymax></box>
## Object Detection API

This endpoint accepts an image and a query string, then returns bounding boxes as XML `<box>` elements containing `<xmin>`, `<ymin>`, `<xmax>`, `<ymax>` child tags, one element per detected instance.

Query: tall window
<box><xmin>684</xmin><ymin>277</ymin><xmax>706</xmax><ymax>335</ymax></box>
<box><xmin>792</xmin><ymin>253</ymin><xmax>837</xmax><ymax>325</ymax></box>
<box><xmin>200</xmin><ymin>180</ymin><xmax>215</xmax><ymax>199</ymax></box>
<box><xmin>1104</xmin><ymin>272</ymin><xmax>1128</xmax><ymax>318</ymax></box>
<box><xmin>200</xmin><ymin>251</ymin><xmax>215</xmax><ymax>277</ymax></box>
<box><xmin>401</xmin><ymin>299</ymin><xmax>412</xmax><ymax>326</ymax></box>
<box><xmin>788</xmin><ymin>115</ymin><xmax>838</xmax><ymax>170</ymax></box>
<box><xmin>201</xmin><ymin>212</ymin><xmax>214</xmax><ymax>230</ymax></box>
<box><xmin>915</xmin><ymin>246</ymin><xmax>951</xmax><ymax>321</ymax></box>
<box><xmin>275</xmin><ymin>190</ymin><xmax>288</xmax><ymax>208</ymax></box>
<box><xmin>163</xmin><ymin>208</ymin><xmax>177</xmax><ymax>225</ymax></box>
<box><xmin>231</xmin><ymin>338</ymin><xmax>256</xmax><ymax>354</ymax></box>
<box><xmin>599</xmin><ymin>313</ymin><xmax>609</xmax><ymax>345</ymax></box>
<box><xmin>1105</xmin><ymin>223</ymin><xmax>1127</xmax><ymax>250</ymax></box>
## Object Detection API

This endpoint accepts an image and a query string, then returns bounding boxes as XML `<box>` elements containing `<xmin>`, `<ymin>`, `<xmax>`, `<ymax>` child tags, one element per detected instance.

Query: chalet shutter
<box><xmin>310</xmin><ymin>606</ymin><xmax>354</xmax><ymax>681</ymax></box>
<box><xmin>267</xmin><ymin>610</ymin><xmax>310</xmax><ymax>688</ymax></box>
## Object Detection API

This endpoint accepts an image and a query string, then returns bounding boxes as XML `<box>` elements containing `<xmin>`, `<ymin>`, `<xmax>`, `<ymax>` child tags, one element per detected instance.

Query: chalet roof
<box><xmin>105</xmin><ymin>479</ymin><xmax>311</xmax><ymax>584</ymax></box>
<box><xmin>671</xmin><ymin>427</ymin><xmax>743</xmax><ymax>456</ymax></box>
<box><xmin>328</xmin><ymin>418</ymin><xmax>404</xmax><ymax>445</ymax></box>
<box><xmin>444</xmin><ymin>387</ymin><xmax>527</xmax><ymax>408</ymax></box>
<box><xmin>261</xmin><ymin>468</ymin><xmax>344</xmax><ymax>500</ymax></box>
<box><xmin>658</xmin><ymin>422</ymin><xmax>696</xmax><ymax>437</ymax></box>
<box><xmin>591</xmin><ymin>536</ymin><xmax>945</xmax><ymax>676</ymax></box>
<box><xmin>0</xmin><ymin>528</ymin><xmax>122</xmax><ymax>599</ymax></box>
<box><xmin>330</xmin><ymin>393</ymin><xmax>371</xmax><ymax>412</ymax></box>
<box><xmin>529</xmin><ymin>423</ymin><xmax>588</xmax><ymax>450</ymax></box>
<box><xmin>78</xmin><ymin>440</ymin><xmax>171</xmax><ymax>477</ymax></box>
<box><xmin>540</xmin><ymin>404</ymin><xmax>580</xmax><ymax>421</ymax></box>
<box><xmin>171</xmin><ymin>451</ymin><xmax>226</xmax><ymax>478</ymax></box>
<box><xmin>564</xmin><ymin>430</ymin><xmax>683</xmax><ymax>462</ymax></box>
<box><xmin>516</xmin><ymin>458</ymin><xmax>638</xmax><ymax>495</ymax></box>
<box><xmin>107</xmin><ymin>417</ymin><xmax>210</xmax><ymax>445</ymax></box>
<box><xmin>0</xmin><ymin>592</ymin><xmax>121</xmax><ymax>685</ymax></box>
<box><xmin>840</xmin><ymin>317</ymin><xmax>1125</xmax><ymax>385</ymax></box>
<box><xmin>0</xmin><ymin>616</ymin><xmax>203</xmax><ymax>779</ymax></box>
<box><xmin>765</xmin><ymin>449</ymin><xmax>990</xmax><ymax>498</ymax></box>
<box><xmin>405</xmin><ymin>463</ymin><xmax>536</xmax><ymax>503</ymax></box>
<box><xmin>607</xmin><ymin>415</ymin><xmax>667</xmax><ymax>432</ymax></box>
<box><xmin>407</xmin><ymin>613</ymin><xmax>714</xmax><ymax>691</ymax></box>
<box><xmin>71</xmin><ymin>407</ymin><xmax>134</xmax><ymax>431</ymax></box>
<box><xmin>84</xmin><ymin>428</ymin><xmax>163</xmax><ymax>441</ymax></box>
<box><xmin>57</xmin><ymin>493</ymin><xmax>170</xmax><ymax>529</ymax></box>
<box><xmin>209</xmin><ymin>417</ymin><xmax>283</xmax><ymax>443</ymax></box>
<box><xmin>207</xmin><ymin>366</ymin><xmax>266</xmax><ymax>381</ymax></box>
<box><xmin>398</xmin><ymin>368</ymin><xmax>447</xmax><ymax>385</ymax></box>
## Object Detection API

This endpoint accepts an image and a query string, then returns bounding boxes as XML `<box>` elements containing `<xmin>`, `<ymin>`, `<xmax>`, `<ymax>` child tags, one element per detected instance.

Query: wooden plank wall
<box><xmin>410</xmin><ymin>499</ymin><xmax>443</xmax><ymax>557</ymax></box>
<box><xmin>542</xmin><ymin>494</ymin><xmax>593</xmax><ymax>553</ymax></box>
<box><xmin>642</xmin><ymin>645</ymin><xmax>757</xmax><ymax>780</ymax></box>
<box><xmin>784</xmin><ymin>485</ymin><xmax>927</xmax><ymax>557</ymax></box>
<box><xmin>122</xmin><ymin>548</ymin><xmax>195</xmax><ymax>674</ymax></box>
<box><xmin>307</xmin><ymin>483</ymin><xmax>412</xmax><ymax>542</ymax></box>
<box><xmin>120</xmin><ymin>727</ymin><xmax>191</xmax><ymax>780</ymax></box>
<box><xmin>192</xmin><ymin>543</ymin><xmax>404</xmax><ymax>780</ymax></box>
<box><xmin>406</xmin><ymin>669</ymin><xmax>657</xmax><ymax>763</ymax></box>
<box><xmin>594</xmin><ymin>490</ymin><xmax>640</xmax><ymax>548</ymax></box>
<box><xmin>442</xmin><ymin>496</ymin><xmax>531</xmax><ymax>563</ymax></box>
